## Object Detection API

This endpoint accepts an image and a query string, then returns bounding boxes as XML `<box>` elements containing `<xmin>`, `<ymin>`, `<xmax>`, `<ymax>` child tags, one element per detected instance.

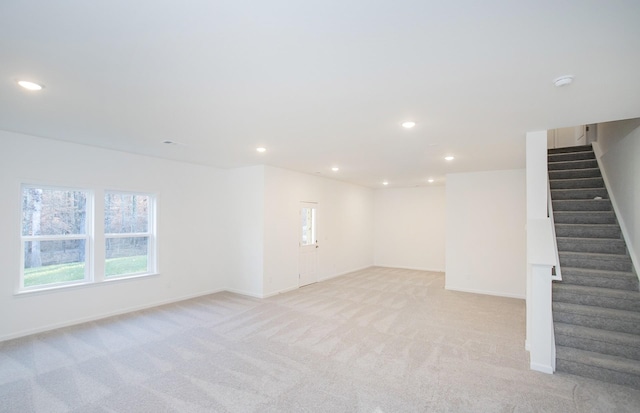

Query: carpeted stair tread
<box><xmin>549</xmin><ymin>144</ymin><xmax>640</xmax><ymax>388</ymax></box>
<box><xmin>548</xmin><ymin>159</ymin><xmax>599</xmax><ymax>171</ymax></box>
<box><xmin>553</xmin><ymin>302</ymin><xmax>640</xmax><ymax>335</ymax></box>
<box><xmin>560</xmin><ymin>267</ymin><xmax>639</xmax><ymax>290</ymax></box>
<box><xmin>556</xmin><ymin>237</ymin><xmax>626</xmax><ymax>254</ymax></box>
<box><xmin>556</xmin><ymin>346</ymin><xmax>640</xmax><ymax>376</ymax></box>
<box><xmin>559</xmin><ymin>251</ymin><xmax>633</xmax><ymax>272</ymax></box>
<box><xmin>555</xmin><ymin>346</ymin><xmax>640</xmax><ymax>388</ymax></box>
<box><xmin>548</xmin><ymin>145</ymin><xmax>594</xmax><ymax>154</ymax></box>
<box><xmin>554</xmin><ymin>283</ymin><xmax>640</xmax><ymax>299</ymax></box>
<box><xmin>555</xmin><ymin>322</ymin><xmax>640</xmax><ymax>360</ymax></box>
<box><xmin>549</xmin><ymin>168</ymin><xmax>602</xmax><ymax>180</ymax></box>
<box><xmin>550</xmin><ymin>188</ymin><xmax>609</xmax><ymax>200</ymax></box>
<box><xmin>561</xmin><ymin>267</ymin><xmax>637</xmax><ymax>279</ymax></box>
<box><xmin>553</xmin><ymin>283</ymin><xmax>640</xmax><ymax>311</ymax></box>
<box><xmin>553</xmin><ymin>211</ymin><xmax>616</xmax><ymax>224</ymax></box>
<box><xmin>552</xmin><ymin>199</ymin><xmax>612</xmax><ymax>211</ymax></box>
<box><xmin>550</xmin><ymin>177</ymin><xmax>604</xmax><ymax>189</ymax></box>
<box><xmin>547</xmin><ymin>151</ymin><xmax>596</xmax><ymax>162</ymax></box>
<box><xmin>554</xmin><ymin>224</ymin><xmax>621</xmax><ymax>239</ymax></box>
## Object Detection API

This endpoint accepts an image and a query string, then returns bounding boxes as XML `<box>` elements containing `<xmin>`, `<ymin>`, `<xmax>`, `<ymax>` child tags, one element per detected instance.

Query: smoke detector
<box><xmin>554</xmin><ymin>75</ymin><xmax>574</xmax><ymax>87</ymax></box>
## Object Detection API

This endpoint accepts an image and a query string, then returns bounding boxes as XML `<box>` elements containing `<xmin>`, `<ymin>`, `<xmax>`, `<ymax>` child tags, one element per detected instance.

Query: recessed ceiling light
<box><xmin>331</xmin><ymin>167</ymin><xmax>339</xmax><ymax>172</ymax></box>
<box><xmin>444</xmin><ymin>156</ymin><xmax>455</xmax><ymax>161</ymax></box>
<box><xmin>17</xmin><ymin>80</ymin><xmax>43</xmax><ymax>91</ymax></box>
<box><xmin>256</xmin><ymin>147</ymin><xmax>266</xmax><ymax>153</ymax></box>
<box><xmin>162</xmin><ymin>140</ymin><xmax>177</xmax><ymax>145</ymax></box>
<box><xmin>428</xmin><ymin>178</ymin><xmax>435</xmax><ymax>183</ymax></box>
<box><xmin>382</xmin><ymin>181</ymin><xmax>389</xmax><ymax>186</ymax></box>
<box><xmin>401</xmin><ymin>121</ymin><xmax>416</xmax><ymax>129</ymax></box>
<box><xmin>553</xmin><ymin>75</ymin><xmax>574</xmax><ymax>87</ymax></box>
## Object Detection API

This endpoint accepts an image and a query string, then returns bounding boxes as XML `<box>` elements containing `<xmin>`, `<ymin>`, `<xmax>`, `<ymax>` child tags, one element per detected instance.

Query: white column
<box><xmin>526</xmin><ymin>130</ymin><xmax>549</xmax><ymax>220</ymax></box>
<box><xmin>525</xmin><ymin>130</ymin><xmax>556</xmax><ymax>374</ymax></box>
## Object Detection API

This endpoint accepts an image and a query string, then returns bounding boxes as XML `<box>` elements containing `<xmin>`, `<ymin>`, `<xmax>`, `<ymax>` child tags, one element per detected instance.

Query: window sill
<box><xmin>14</xmin><ymin>272</ymin><xmax>160</xmax><ymax>297</ymax></box>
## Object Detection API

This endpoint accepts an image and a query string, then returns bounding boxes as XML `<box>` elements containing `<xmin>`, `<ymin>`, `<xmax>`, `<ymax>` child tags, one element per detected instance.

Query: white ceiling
<box><xmin>2</xmin><ymin>0</ymin><xmax>640</xmax><ymax>188</ymax></box>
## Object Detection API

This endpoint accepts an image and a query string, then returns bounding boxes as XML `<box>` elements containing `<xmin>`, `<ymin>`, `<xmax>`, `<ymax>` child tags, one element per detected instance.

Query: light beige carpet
<box><xmin>2</xmin><ymin>267</ymin><xmax>640</xmax><ymax>412</ymax></box>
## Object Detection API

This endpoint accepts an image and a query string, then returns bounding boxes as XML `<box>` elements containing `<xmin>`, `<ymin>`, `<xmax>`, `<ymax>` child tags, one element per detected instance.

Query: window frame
<box><xmin>19</xmin><ymin>184</ymin><xmax>94</xmax><ymax>291</ymax></box>
<box><xmin>17</xmin><ymin>184</ymin><xmax>158</xmax><ymax>294</ymax></box>
<box><xmin>103</xmin><ymin>190</ymin><xmax>157</xmax><ymax>279</ymax></box>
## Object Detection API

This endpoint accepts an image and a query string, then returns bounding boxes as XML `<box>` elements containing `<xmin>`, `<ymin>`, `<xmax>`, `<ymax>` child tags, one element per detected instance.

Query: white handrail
<box><xmin>547</xmin><ymin>182</ymin><xmax>562</xmax><ymax>281</ymax></box>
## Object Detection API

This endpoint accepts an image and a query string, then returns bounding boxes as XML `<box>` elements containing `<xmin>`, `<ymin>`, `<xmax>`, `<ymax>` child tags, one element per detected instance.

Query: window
<box><xmin>104</xmin><ymin>192</ymin><xmax>155</xmax><ymax>277</ymax></box>
<box><xmin>21</xmin><ymin>186</ymin><xmax>92</xmax><ymax>289</ymax></box>
<box><xmin>300</xmin><ymin>205</ymin><xmax>317</xmax><ymax>246</ymax></box>
<box><xmin>19</xmin><ymin>185</ymin><xmax>156</xmax><ymax>292</ymax></box>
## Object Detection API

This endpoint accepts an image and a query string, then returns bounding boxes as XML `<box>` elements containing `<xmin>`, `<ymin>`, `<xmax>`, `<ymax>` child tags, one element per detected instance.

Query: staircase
<box><xmin>549</xmin><ymin>144</ymin><xmax>640</xmax><ymax>388</ymax></box>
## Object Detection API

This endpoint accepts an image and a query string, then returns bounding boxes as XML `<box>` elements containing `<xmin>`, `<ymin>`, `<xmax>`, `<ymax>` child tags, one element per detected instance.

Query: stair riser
<box><xmin>548</xmin><ymin>152</ymin><xmax>596</xmax><ymax>162</ymax></box>
<box><xmin>551</xmin><ymin>188</ymin><xmax>609</xmax><ymax>200</ymax></box>
<box><xmin>548</xmin><ymin>145</ymin><xmax>593</xmax><ymax>154</ymax></box>
<box><xmin>559</xmin><ymin>256</ymin><xmax>633</xmax><ymax>272</ymax></box>
<box><xmin>553</xmin><ymin>212</ymin><xmax>616</xmax><ymax>224</ymax></box>
<box><xmin>555</xmin><ymin>334</ymin><xmax>640</xmax><ymax>361</ymax></box>
<box><xmin>553</xmin><ymin>290</ymin><xmax>640</xmax><ymax>311</ymax></box>
<box><xmin>555</xmin><ymin>226</ymin><xmax>621</xmax><ymax>239</ymax></box>
<box><xmin>557</xmin><ymin>239</ymin><xmax>626</xmax><ymax>255</ymax></box>
<box><xmin>556</xmin><ymin>359</ymin><xmax>640</xmax><ymax>389</ymax></box>
<box><xmin>554</xmin><ymin>311</ymin><xmax>640</xmax><ymax>335</ymax></box>
<box><xmin>560</xmin><ymin>273</ymin><xmax>639</xmax><ymax>290</ymax></box>
<box><xmin>549</xmin><ymin>160</ymin><xmax>598</xmax><ymax>170</ymax></box>
<box><xmin>549</xmin><ymin>169</ymin><xmax>601</xmax><ymax>180</ymax></box>
<box><xmin>550</xmin><ymin>178</ymin><xmax>604</xmax><ymax>189</ymax></box>
<box><xmin>553</xmin><ymin>200</ymin><xmax>612</xmax><ymax>211</ymax></box>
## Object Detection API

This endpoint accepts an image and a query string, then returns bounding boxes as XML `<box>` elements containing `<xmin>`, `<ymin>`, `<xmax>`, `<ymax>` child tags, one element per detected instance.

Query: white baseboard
<box><xmin>262</xmin><ymin>285</ymin><xmax>299</xmax><ymax>298</ymax></box>
<box><xmin>225</xmin><ymin>288</ymin><xmax>265</xmax><ymax>299</ymax></box>
<box><xmin>445</xmin><ymin>285</ymin><xmax>526</xmax><ymax>300</ymax></box>
<box><xmin>374</xmin><ymin>264</ymin><xmax>445</xmax><ymax>273</ymax></box>
<box><xmin>319</xmin><ymin>265</ymin><xmax>373</xmax><ymax>282</ymax></box>
<box><xmin>256</xmin><ymin>266</ymin><xmax>375</xmax><ymax>298</ymax></box>
<box><xmin>6</xmin><ymin>267</ymin><xmax>515</xmax><ymax>342</ymax></box>
<box><xmin>0</xmin><ymin>287</ymin><xmax>226</xmax><ymax>342</ymax></box>
<box><xmin>530</xmin><ymin>362</ymin><xmax>554</xmax><ymax>375</ymax></box>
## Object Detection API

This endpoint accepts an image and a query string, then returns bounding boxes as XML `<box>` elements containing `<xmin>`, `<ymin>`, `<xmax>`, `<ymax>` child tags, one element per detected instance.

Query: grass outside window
<box><xmin>24</xmin><ymin>256</ymin><xmax>148</xmax><ymax>287</ymax></box>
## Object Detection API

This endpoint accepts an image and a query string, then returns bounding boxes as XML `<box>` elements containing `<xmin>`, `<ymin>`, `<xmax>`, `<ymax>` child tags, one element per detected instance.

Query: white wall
<box><xmin>0</xmin><ymin>131</ymin><xmax>532</xmax><ymax>340</ymax></box>
<box><xmin>223</xmin><ymin>165</ymin><xmax>265</xmax><ymax>297</ymax></box>
<box><xmin>596</xmin><ymin>118</ymin><xmax>640</xmax><ymax>154</ymax></box>
<box><xmin>263</xmin><ymin>166</ymin><xmax>374</xmax><ymax>296</ymax></box>
<box><xmin>0</xmin><ymin>131</ymin><xmax>228</xmax><ymax>340</ymax></box>
<box><xmin>373</xmin><ymin>186</ymin><xmax>446</xmax><ymax>271</ymax></box>
<box><xmin>445</xmin><ymin>169</ymin><xmax>527</xmax><ymax>299</ymax></box>
<box><xmin>596</xmin><ymin>122</ymin><xmax>640</xmax><ymax>275</ymax></box>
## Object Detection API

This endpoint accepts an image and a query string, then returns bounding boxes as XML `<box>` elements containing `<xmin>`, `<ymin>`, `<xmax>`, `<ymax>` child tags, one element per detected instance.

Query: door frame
<box><xmin>298</xmin><ymin>201</ymin><xmax>318</xmax><ymax>287</ymax></box>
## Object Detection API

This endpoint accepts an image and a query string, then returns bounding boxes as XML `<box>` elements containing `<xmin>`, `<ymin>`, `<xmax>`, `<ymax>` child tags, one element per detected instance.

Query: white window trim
<box><xmin>103</xmin><ymin>191</ymin><xmax>157</xmax><ymax>279</ymax></box>
<box><xmin>17</xmin><ymin>185</ymin><xmax>158</xmax><ymax>294</ymax></box>
<box><xmin>19</xmin><ymin>185</ymin><xmax>94</xmax><ymax>292</ymax></box>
